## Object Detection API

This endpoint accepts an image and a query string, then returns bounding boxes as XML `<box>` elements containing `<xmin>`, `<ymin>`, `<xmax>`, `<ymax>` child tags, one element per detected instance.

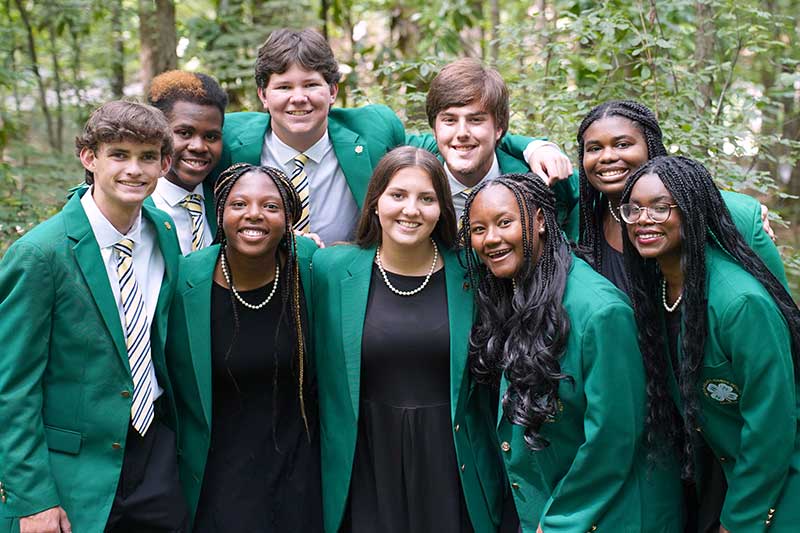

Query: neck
<box><xmin>448</xmin><ymin>157</ymin><xmax>494</xmax><ymax>189</ymax></box>
<box><xmin>165</xmin><ymin>171</ymin><xmax>197</xmax><ymax>192</ymax></box>
<box><xmin>273</xmin><ymin>123</ymin><xmax>326</xmax><ymax>153</ymax></box>
<box><xmin>218</xmin><ymin>245</ymin><xmax>280</xmax><ymax>290</ymax></box>
<box><xmin>95</xmin><ymin>198</ymin><xmax>140</xmax><ymax>235</ymax></box>
<box><xmin>658</xmin><ymin>257</ymin><xmax>684</xmax><ymax>297</ymax></box>
<box><xmin>379</xmin><ymin>238</ymin><xmax>437</xmax><ymax>276</ymax></box>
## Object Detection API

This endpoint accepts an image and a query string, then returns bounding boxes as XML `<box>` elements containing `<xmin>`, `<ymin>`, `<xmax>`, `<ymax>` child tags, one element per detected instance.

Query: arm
<box><xmin>0</xmin><ymin>242</ymin><xmax>63</xmax><ymax>519</ymax></box>
<box><xmin>539</xmin><ymin>303</ymin><xmax>645</xmax><ymax>531</ymax></box>
<box><xmin>718</xmin><ymin>294</ymin><xmax>795</xmax><ymax>532</ymax></box>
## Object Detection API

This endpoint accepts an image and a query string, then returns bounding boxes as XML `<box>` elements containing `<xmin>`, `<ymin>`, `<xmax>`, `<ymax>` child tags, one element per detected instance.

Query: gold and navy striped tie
<box><xmin>292</xmin><ymin>153</ymin><xmax>311</xmax><ymax>232</ymax></box>
<box><xmin>179</xmin><ymin>194</ymin><xmax>205</xmax><ymax>251</ymax></box>
<box><xmin>114</xmin><ymin>238</ymin><xmax>154</xmax><ymax>436</ymax></box>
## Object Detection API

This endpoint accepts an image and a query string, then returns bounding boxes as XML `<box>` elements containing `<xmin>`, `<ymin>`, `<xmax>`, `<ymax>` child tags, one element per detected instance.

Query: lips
<box><xmin>635</xmin><ymin>230</ymin><xmax>664</xmax><ymax>245</ymax></box>
<box><xmin>238</xmin><ymin>227</ymin><xmax>268</xmax><ymax>241</ymax></box>
<box><xmin>287</xmin><ymin>110</ymin><xmax>312</xmax><ymax>116</ymax></box>
<box><xmin>397</xmin><ymin>220</ymin><xmax>421</xmax><ymax>229</ymax></box>
<box><xmin>593</xmin><ymin>167</ymin><xmax>629</xmax><ymax>182</ymax></box>
<box><xmin>117</xmin><ymin>179</ymin><xmax>148</xmax><ymax>188</ymax></box>
<box><xmin>485</xmin><ymin>248</ymin><xmax>512</xmax><ymax>261</ymax></box>
<box><xmin>180</xmin><ymin>157</ymin><xmax>210</xmax><ymax>170</ymax></box>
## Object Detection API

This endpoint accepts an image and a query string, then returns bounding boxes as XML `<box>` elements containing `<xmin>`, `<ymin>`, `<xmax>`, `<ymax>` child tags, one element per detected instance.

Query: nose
<box><xmin>635</xmin><ymin>207</ymin><xmax>656</xmax><ymax>224</ymax></box>
<box><xmin>289</xmin><ymin>86</ymin><xmax>309</xmax><ymax>103</ymax></box>
<box><xmin>245</xmin><ymin>202</ymin><xmax>264</xmax><ymax>220</ymax></box>
<box><xmin>484</xmin><ymin>224</ymin><xmax>501</xmax><ymax>245</ymax></box>
<box><xmin>401</xmin><ymin>199</ymin><xmax>420</xmax><ymax>216</ymax></box>
<box><xmin>455</xmin><ymin>118</ymin><xmax>469</xmax><ymax>138</ymax></box>
<box><xmin>188</xmin><ymin>134</ymin><xmax>206</xmax><ymax>152</ymax></box>
<box><xmin>598</xmin><ymin>145</ymin><xmax>618</xmax><ymax>163</ymax></box>
<box><xmin>125</xmin><ymin>158</ymin><xmax>143</xmax><ymax>176</ymax></box>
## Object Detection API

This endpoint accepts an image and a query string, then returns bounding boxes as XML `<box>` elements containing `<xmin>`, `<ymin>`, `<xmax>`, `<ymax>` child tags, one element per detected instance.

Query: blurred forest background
<box><xmin>1</xmin><ymin>0</ymin><xmax>799</xmax><ymax>291</ymax></box>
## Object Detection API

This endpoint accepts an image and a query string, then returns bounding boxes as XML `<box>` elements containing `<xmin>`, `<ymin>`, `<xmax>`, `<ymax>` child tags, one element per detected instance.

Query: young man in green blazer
<box><xmin>213</xmin><ymin>28</ymin><xmax>573</xmax><ymax>244</ymax></box>
<box><xmin>0</xmin><ymin>101</ymin><xmax>187</xmax><ymax>533</ymax></box>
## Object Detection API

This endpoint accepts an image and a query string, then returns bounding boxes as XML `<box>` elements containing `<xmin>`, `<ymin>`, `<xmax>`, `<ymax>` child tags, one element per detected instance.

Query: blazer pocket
<box><xmin>44</xmin><ymin>425</ymin><xmax>82</xmax><ymax>455</ymax></box>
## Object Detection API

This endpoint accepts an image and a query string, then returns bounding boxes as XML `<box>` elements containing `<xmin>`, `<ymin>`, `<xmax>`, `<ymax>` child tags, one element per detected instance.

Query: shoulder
<box><xmin>11</xmin><ymin>214</ymin><xmax>68</xmax><ymax>253</ymax></box>
<box><xmin>222</xmin><ymin>111</ymin><xmax>267</xmax><ymax>131</ymax></box>
<box><xmin>330</xmin><ymin>104</ymin><xmax>402</xmax><ymax>132</ymax></box>
<box><xmin>720</xmin><ymin>189</ymin><xmax>760</xmax><ymax>227</ymax></box>
<box><xmin>705</xmin><ymin>245</ymin><xmax>777</xmax><ymax>314</ymax></box>
<box><xmin>563</xmin><ymin>256</ymin><xmax>634</xmax><ymax>328</ymax></box>
<box><xmin>312</xmin><ymin>243</ymin><xmax>365</xmax><ymax>272</ymax></box>
<box><xmin>294</xmin><ymin>235</ymin><xmax>319</xmax><ymax>262</ymax></box>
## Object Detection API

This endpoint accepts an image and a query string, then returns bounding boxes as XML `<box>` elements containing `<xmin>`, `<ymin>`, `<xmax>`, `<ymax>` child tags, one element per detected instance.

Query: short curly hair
<box><xmin>147</xmin><ymin>70</ymin><xmax>228</xmax><ymax>120</ymax></box>
<box><xmin>254</xmin><ymin>28</ymin><xmax>341</xmax><ymax>89</ymax></box>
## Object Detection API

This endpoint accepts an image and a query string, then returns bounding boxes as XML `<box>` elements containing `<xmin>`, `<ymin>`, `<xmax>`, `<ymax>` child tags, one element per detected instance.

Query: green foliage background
<box><xmin>2</xmin><ymin>0</ymin><xmax>799</xmax><ymax>291</ymax></box>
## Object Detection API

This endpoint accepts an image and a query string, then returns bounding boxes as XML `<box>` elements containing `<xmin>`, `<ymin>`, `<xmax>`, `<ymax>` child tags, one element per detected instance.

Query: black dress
<box><xmin>600</xmin><ymin>232</ymin><xmax>631</xmax><ymax>295</ymax></box>
<box><xmin>341</xmin><ymin>266</ymin><xmax>473</xmax><ymax>533</ymax></box>
<box><xmin>193</xmin><ymin>282</ymin><xmax>322</xmax><ymax>532</ymax></box>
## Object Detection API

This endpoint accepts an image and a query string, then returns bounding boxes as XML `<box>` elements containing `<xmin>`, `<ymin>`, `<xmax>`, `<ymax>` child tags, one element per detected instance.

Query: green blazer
<box><xmin>0</xmin><ymin>189</ymin><xmax>181</xmax><ymax>532</ymax></box>
<box><xmin>165</xmin><ymin>237</ymin><xmax>317</xmax><ymax>521</ymax></box>
<box><xmin>666</xmin><ymin>245</ymin><xmax>799</xmax><ymax>533</ymax></box>
<box><xmin>562</xmin><ymin>189</ymin><xmax>788</xmax><ymax>288</ymax></box>
<box><xmin>496</xmin><ymin>256</ymin><xmax>683</xmax><ymax>533</ymax></box>
<box><xmin>212</xmin><ymin>105</ymin><xmax>405</xmax><ymax>209</ymax></box>
<box><xmin>311</xmin><ymin>244</ymin><xmax>503</xmax><ymax>533</ymax></box>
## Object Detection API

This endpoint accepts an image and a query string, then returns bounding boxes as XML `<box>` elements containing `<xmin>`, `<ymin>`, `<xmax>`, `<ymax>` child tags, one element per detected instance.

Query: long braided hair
<box><xmin>212</xmin><ymin>162</ymin><xmax>312</xmax><ymax>441</ymax></box>
<box><xmin>576</xmin><ymin>100</ymin><xmax>667</xmax><ymax>271</ymax></box>
<box><xmin>621</xmin><ymin>155</ymin><xmax>800</xmax><ymax>478</ymax></box>
<box><xmin>459</xmin><ymin>173</ymin><xmax>573</xmax><ymax>451</ymax></box>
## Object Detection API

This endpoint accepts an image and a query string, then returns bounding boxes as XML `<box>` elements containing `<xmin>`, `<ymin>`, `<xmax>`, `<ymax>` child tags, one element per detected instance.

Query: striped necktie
<box><xmin>292</xmin><ymin>153</ymin><xmax>311</xmax><ymax>232</ymax></box>
<box><xmin>114</xmin><ymin>238</ymin><xmax>154</xmax><ymax>436</ymax></box>
<box><xmin>178</xmin><ymin>193</ymin><xmax>205</xmax><ymax>251</ymax></box>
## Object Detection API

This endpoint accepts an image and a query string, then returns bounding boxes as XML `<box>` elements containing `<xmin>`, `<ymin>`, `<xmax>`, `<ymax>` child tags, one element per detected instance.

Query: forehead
<box><xmin>228</xmin><ymin>171</ymin><xmax>281</xmax><ymax>196</ymax></box>
<box><xmin>385</xmin><ymin>166</ymin><xmax>435</xmax><ymax>191</ymax></box>
<box><xmin>470</xmin><ymin>184</ymin><xmax>519</xmax><ymax>217</ymax></box>
<box><xmin>584</xmin><ymin>115</ymin><xmax>644</xmax><ymax>142</ymax></box>
<box><xmin>630</xmin><ymin>173</ymin><xmax>674</xmax><ymax>201</ymax></box>
<box><xmin>168</xmin><ymin>101</ymin><xmax>222</xmax><ymax>128</ymax></box>
<box><xmin>268</xmin><ymin>63</ymin><xmax>328</xmax><ymax>83</ymax></box>
<box><xmin>98</xmin><ymin>139</ymin><xmax>162</xmax><ymax>154</ymax></box>
<box><xmin>438</xmin><ymin>101</ymin><xmax>492</xmax><ymax>118</ymax></box>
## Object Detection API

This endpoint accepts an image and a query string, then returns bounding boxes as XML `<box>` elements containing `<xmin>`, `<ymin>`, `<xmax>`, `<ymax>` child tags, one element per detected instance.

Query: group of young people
<box><xmin>0</xmin><ymin>26</ymin><xmax>797</xmax><ymax>533</ymax></box>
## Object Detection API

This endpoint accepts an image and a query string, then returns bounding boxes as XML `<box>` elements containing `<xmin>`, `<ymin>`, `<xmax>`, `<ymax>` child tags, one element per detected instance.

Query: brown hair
<box><xmin>254</xmin><ymin>28</ymin><xmax>341</xmax><ymax>89</ymax></box>
<box><xmin>355</xmin><ymin>146</ymin><xmax>457</xmax><ymax>250</ymax></box>
<box><xmin>147</xmin><ymin>70</ymin><xmax>228</xmax><ymax>120</ymax></box>
<box><xmin>426</xmin><ymin>58</ymin><xmax>509</xmax><ymax>137</ymax></box>
<box><xmin>75</xmin><ymin>100</ymin><xmax>172</xmax><ymax>184</ymax></box>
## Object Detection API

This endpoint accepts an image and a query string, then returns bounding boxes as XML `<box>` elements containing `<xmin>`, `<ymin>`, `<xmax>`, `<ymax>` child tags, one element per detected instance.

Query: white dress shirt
<box><xmin>261</xmin><ymin>129</ymin><xmax>360</xmax><ymax>244</ymax></box>
<box><xmin>447</xmin><ymin>154</ymin><xmax>502</xmax><ymax>221</ymax></box>
<box><xmin>80</xmin><ymin>189</ymin><xmax>164</xmax><ymax>400</ymax></box>
<box><xmin>151</xmin><ymin>178</ymin><xmax>213</xmax><ymax>255</ymax></box>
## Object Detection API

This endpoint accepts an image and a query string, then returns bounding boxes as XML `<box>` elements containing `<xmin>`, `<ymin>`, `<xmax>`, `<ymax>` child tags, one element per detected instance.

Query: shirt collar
<box><xmin>446</xmin><ymin>154</ymin><xmax>500</xmax><ymax>196</ymax></box>
<box><xmin>268</xmin><ymin>128</ymin><xmax>332</xmax><ymax>165</ymax></box>
<box><xmin>155</xmin><ymin>177</ymin><xmax>205</xmax><ymax>207</ymax></box>
<box><xmin>80</xmin><ymin>186</ymin><xmax>143</xmax><ymax>249</ymax></box>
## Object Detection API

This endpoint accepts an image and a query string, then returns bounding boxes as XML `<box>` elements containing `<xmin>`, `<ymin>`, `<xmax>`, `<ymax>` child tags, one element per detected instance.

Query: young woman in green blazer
<box><xmin>571</xmin><ymin>100</ymin><xmax>786</xmax><ymax>294</ymax></box>
<box><xmin>312</xmin><ymin>146</ymin><xmax>505</xmax><ymax>532</ymax></box>
<box><xmin>460</xmin><ymin>173</ymin><xmax>684</xmax><ymax>533</ymax></box>
<box><xmin>165</xmin><ymin>163</ymin><xmax>322</xmax><ymax>531</ymax></box>
<box><xmin>621</xmin><ymin>156</ymin><xmax>800</xmax><ymax>533</ymax></box>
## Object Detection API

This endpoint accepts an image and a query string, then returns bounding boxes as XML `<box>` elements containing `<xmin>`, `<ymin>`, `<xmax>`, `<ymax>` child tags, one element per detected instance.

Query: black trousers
<box><xmin>104</xmin><ymin>419</ymin><xmax>189</xmax><ymax>533</ymax></box>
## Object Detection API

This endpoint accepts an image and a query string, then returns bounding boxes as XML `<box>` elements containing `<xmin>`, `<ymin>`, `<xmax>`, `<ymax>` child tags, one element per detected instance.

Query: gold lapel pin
<box><xmin>355</xmin><ymin>145</ymin><xmax>364</xmax><ymax>154</ymax></box>
<box><xmin>164</xmin><ymin>221</ymin><xmax>172</xmax><ymax>231</ymax></box>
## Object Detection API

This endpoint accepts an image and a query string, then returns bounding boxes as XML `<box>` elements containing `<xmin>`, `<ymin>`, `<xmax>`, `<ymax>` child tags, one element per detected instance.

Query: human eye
<box><xmin>391</xmin><ymin>192</ymin><xmax>404</xmax><ymax>200</ymax></box>
<box><xmin>142</xmin><ymin>152</ymin><xmax>159</xmax><ymax>161</ymax></box>
<box><xmin>420</xmin><ymin>195</ymin><xmax>436</xmax><ymax>204</ymax></box>
<box><xmin>616</xmin><ymin>141</ymin><xmax>631</xmax><ymax>149</ymax></box>
<box><xmin>108</xmin><ymin>151</ymin><xmax>127</xmax><ymax>160</ymax></box>
<box><xmin>205</xmin><ymin>132</ymin><xmax>221</xmax><ymax>142</ymax></box>
<box><xmin>174</xmin><ymin>129</ymin><xmax>191</xmax><ymax>139</ymax></box>
<box><xmin>651</xmin><ymin>204</ymin><xmax>670</xmax><ymax>216</ymax></box>
<box><xmin>585</xmin><ymin>144</ymin><xmax>600</xmax><ymax>153</ymax></box>
<box><xmin>470</xmin><ymin>225</ymin><xmax>485</xmax><ymax>235</ymax></box>
<box><xmin>499</xmin><ymin>218</ymin><xmax>513</xmax><ymax>227</ymax></box>
<box><xmin>266</xmin><ymin>202</ymin><xmax>281</xmax><ymax>210</ymax></box>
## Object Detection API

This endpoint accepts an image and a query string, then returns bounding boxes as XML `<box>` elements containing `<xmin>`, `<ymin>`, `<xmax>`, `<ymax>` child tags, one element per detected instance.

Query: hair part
<box><xmin>460</xmin><ymin>173</ymin><xmax>573</xmax><ymax>451</ymax></box>
<box><xmin>254</xmin><ymin>28</ymin><xmax>341</xmax><ymax>89</ymax></box>
<box><xmin>212</xmin><ymin>162</ymin><xmax>312</xmax><ymax>442</ymax></box>
<box><xmin>354</xmin><ymin>146</ymin><xmax>458</xmax><ymax>250</ymax></box>
<box><xmin>575</xmin><ymin>99</ymin><xmax>667</xmax><ymax>271</ymax></box>
<box><xmin>75</xmin><ymin>100</ymin><xmax>173</xmax><ymax>184</ymax></box>
<box><xmin>147</xmin><ymin>70</ymin><xmax>228</xmax><ymax>122</ymax></box>
<box><xmin>621</xmin><ymin>155</ymin><xmax>800</xmax><ymax>478</ymax></box>
<box><xmin>426</xmin><ymin>58</ymin><xmax>509</xmax><ymax>137</ymax></box>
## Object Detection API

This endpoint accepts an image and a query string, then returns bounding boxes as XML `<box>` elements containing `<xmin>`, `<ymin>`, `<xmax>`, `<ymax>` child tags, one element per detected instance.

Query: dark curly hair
<box><xmin>213</xmin><ymin>162</ymin><xmax>312</xmax><ymax>442</ymax></box>
<box><xmin>459</xmin><ymin>173</ymin><xmax>572</xmax><ymax>451</ymax></box>
<box><xmin>621</xmin><ymin>155</ymin><xmax>800</xmax><ymax>478</ymax></box>
<box><xmin>576</xmin><ymin>100</ymin><xmax>667</xmax><ymax>272</ymax></box>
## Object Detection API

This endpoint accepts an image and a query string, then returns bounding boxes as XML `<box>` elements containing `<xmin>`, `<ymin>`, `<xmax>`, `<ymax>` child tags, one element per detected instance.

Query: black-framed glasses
<box><xmin>619</xmin><ymin>203</ymin><xmax>679</xmax><ymax>224</ymax></box>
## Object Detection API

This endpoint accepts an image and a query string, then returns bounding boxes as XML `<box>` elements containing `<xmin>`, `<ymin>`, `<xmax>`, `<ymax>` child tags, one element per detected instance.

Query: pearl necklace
<box><xmin>662</xmin><ymin>279</ymin><xmax>683</xmax><ymax>313</ymax></box>
<box><xmin>220</xmin><ymin>251</ymin><xmax>280</xmax><ymax>310</ymax></box>
<box><xmin>376</xmin><ymin>239</ymin><xmax>439</xmax><ymax>297</ymax></box>
<box><xmin>608</xmin><ymin>199</ymin><xmax>622</xmax><ymax>224</ymax></box>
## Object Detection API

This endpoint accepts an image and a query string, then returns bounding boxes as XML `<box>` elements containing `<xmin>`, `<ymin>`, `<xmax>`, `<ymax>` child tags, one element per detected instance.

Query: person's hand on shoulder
<box><xmin>525</xmin><ymin>143</ymin><xmax>573</xmax><ymax>185</ymax></box>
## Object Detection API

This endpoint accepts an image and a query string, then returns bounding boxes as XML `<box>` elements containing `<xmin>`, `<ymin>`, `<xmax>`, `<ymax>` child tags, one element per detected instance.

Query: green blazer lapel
<box><xmin>182</xmin><ymin>245</ymin><xmax>219</xmax><ymax>429</ymax></box>
<box><xmin>63</xmin><ymin>192</ymin><xmax>129</xmax><ymax>368</ymax></box>
<box><xmin>203</xmin><ymin>180</ymin><xmax>217</xmax><ymax>236</ymax></box>
<box><xmin>328</xmin><ymin>117</ymin><xmax>373</xmax><ymax>209</ymax></box>
<box><xmin>445</xmin><ymin>247</ymin><xmax>474</xmax><ymax>422</ymax></box>
<box><xmin>230</xmin><ymin>114</ymin><xmax>270</xmax><ymax>165</ymax></box>
<box><xmin>497</xmin><ymin>377</ymin><xmax>509</xmax><ymax>431</ymax></box>
<box><xmin>339</xmin><ymin>246</ymin><xmax>375</xmax><ymax>417</ymax></box>
<box><xmin>144</xmin><ymin>204</ymin><xmax>180</xmax><ymax>378</ymax></box>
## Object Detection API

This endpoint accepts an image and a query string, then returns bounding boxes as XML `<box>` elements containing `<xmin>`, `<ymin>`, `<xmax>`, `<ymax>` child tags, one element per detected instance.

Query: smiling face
<box><xmin>222</xmin><ymin>171</ymin><xmax>286</xmax><ymax>261</ymax></box>
<box><xmin>469</xmin><ymin>184</ymin><xmax>544</xmax><ymax>279</ymax></box>
<box><xmin>377</xmin><ymin>166</ymin><xmax>441</xmax><ymax>250</ymax></box>
<box><xmin>434</xmin><ymin>102</ymin><xmax>503</xmax><ymax>188</ymax></box>
<box><xmin>625</xmin><ymin>173</ymin><xmax>682</xmax><ymax>271</ymax></box>
<box><xmin>166</xmin><ymin>101</ymin><xmax>223</xmax><ymax>191</ymax></box>
<box><xmin>582</xmin><ymin>115</ymin><xmax>650</xmax><ymax>200</ymax></box>
<box><xmin>80</xmin><ymin>140</ymin><xmax>169</xmax><ymax>226</ymax></box>
<box><xmin>257</xmin><ymin>63</ymin><xmax>338</xmax><ymax>152</ymax></box>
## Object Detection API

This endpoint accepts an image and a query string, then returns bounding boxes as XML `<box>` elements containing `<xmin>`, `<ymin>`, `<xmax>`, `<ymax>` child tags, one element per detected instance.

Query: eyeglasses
<box><xmin>619</xmin><ymin>203</ymin><xmax>679</xmax><ymax>224</ymax></box>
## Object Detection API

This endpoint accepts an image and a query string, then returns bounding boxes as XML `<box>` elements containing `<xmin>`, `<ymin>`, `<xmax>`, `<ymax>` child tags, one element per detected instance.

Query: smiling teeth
<box><xmin>598</xmin><ymin>169</ymin><xmax>627</xmax><ymax>178</ymax></box>
<box><xmin>242</xmin><ymin>229</ymin><xmax>266</xmax><ymax>236</ymax></box>
<box><xmin>183</xmin><ymin>159</ymin><xmax>208</xmax><ymax>167</ymax></box>
<box><xmin>488</xmin><ymin>250</ymin><xmax>510</xmax><ymax>258</ymax></box>
<box><xmin>639</xmin><ymin>233</ymin><xmax>662</xmax><ymax>239</ymax></box>
<box><xmin>397</xmin><ymin>221</ymin><xmax>421</xmax><ymax>228</ymax></box>
<box><xmin>288</xmin><ymin>110</ymin><xmax>311</xmax><ymax>115</ymax></box>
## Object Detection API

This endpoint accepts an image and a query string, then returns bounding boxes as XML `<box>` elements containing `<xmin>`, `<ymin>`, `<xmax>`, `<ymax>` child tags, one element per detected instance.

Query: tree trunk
<box><xmin>488</xmin><ymin>0</ymin><xmax>499</xmax><ymax>64</ymax></box>
<box><xmin>13</xmin><ymin>0</ymin><xmax>57</xmax><ymax>151</ymax></box>
<box><xmin>693</xmin><ymin>0</ymin><xmax>715</xmax><ymax>109</ymax></box>
<box><xmin>111</xmin><ymin>0</ymin><xmax>125</xmax><ymax>98</ymax></box>
<box><xmin>48</xmin><ymin>26</ymin><xmax>64</xmax><ymax>152</ymax></box>
<box><xmin>138</xmin><ymin>0</ymin><xmax>177</xmax><ymax>90</ymax></box>
<box><xmin>320</xmin><ymin>0</ymin><xmax>329</xmax><ymax>41</ymax></box>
